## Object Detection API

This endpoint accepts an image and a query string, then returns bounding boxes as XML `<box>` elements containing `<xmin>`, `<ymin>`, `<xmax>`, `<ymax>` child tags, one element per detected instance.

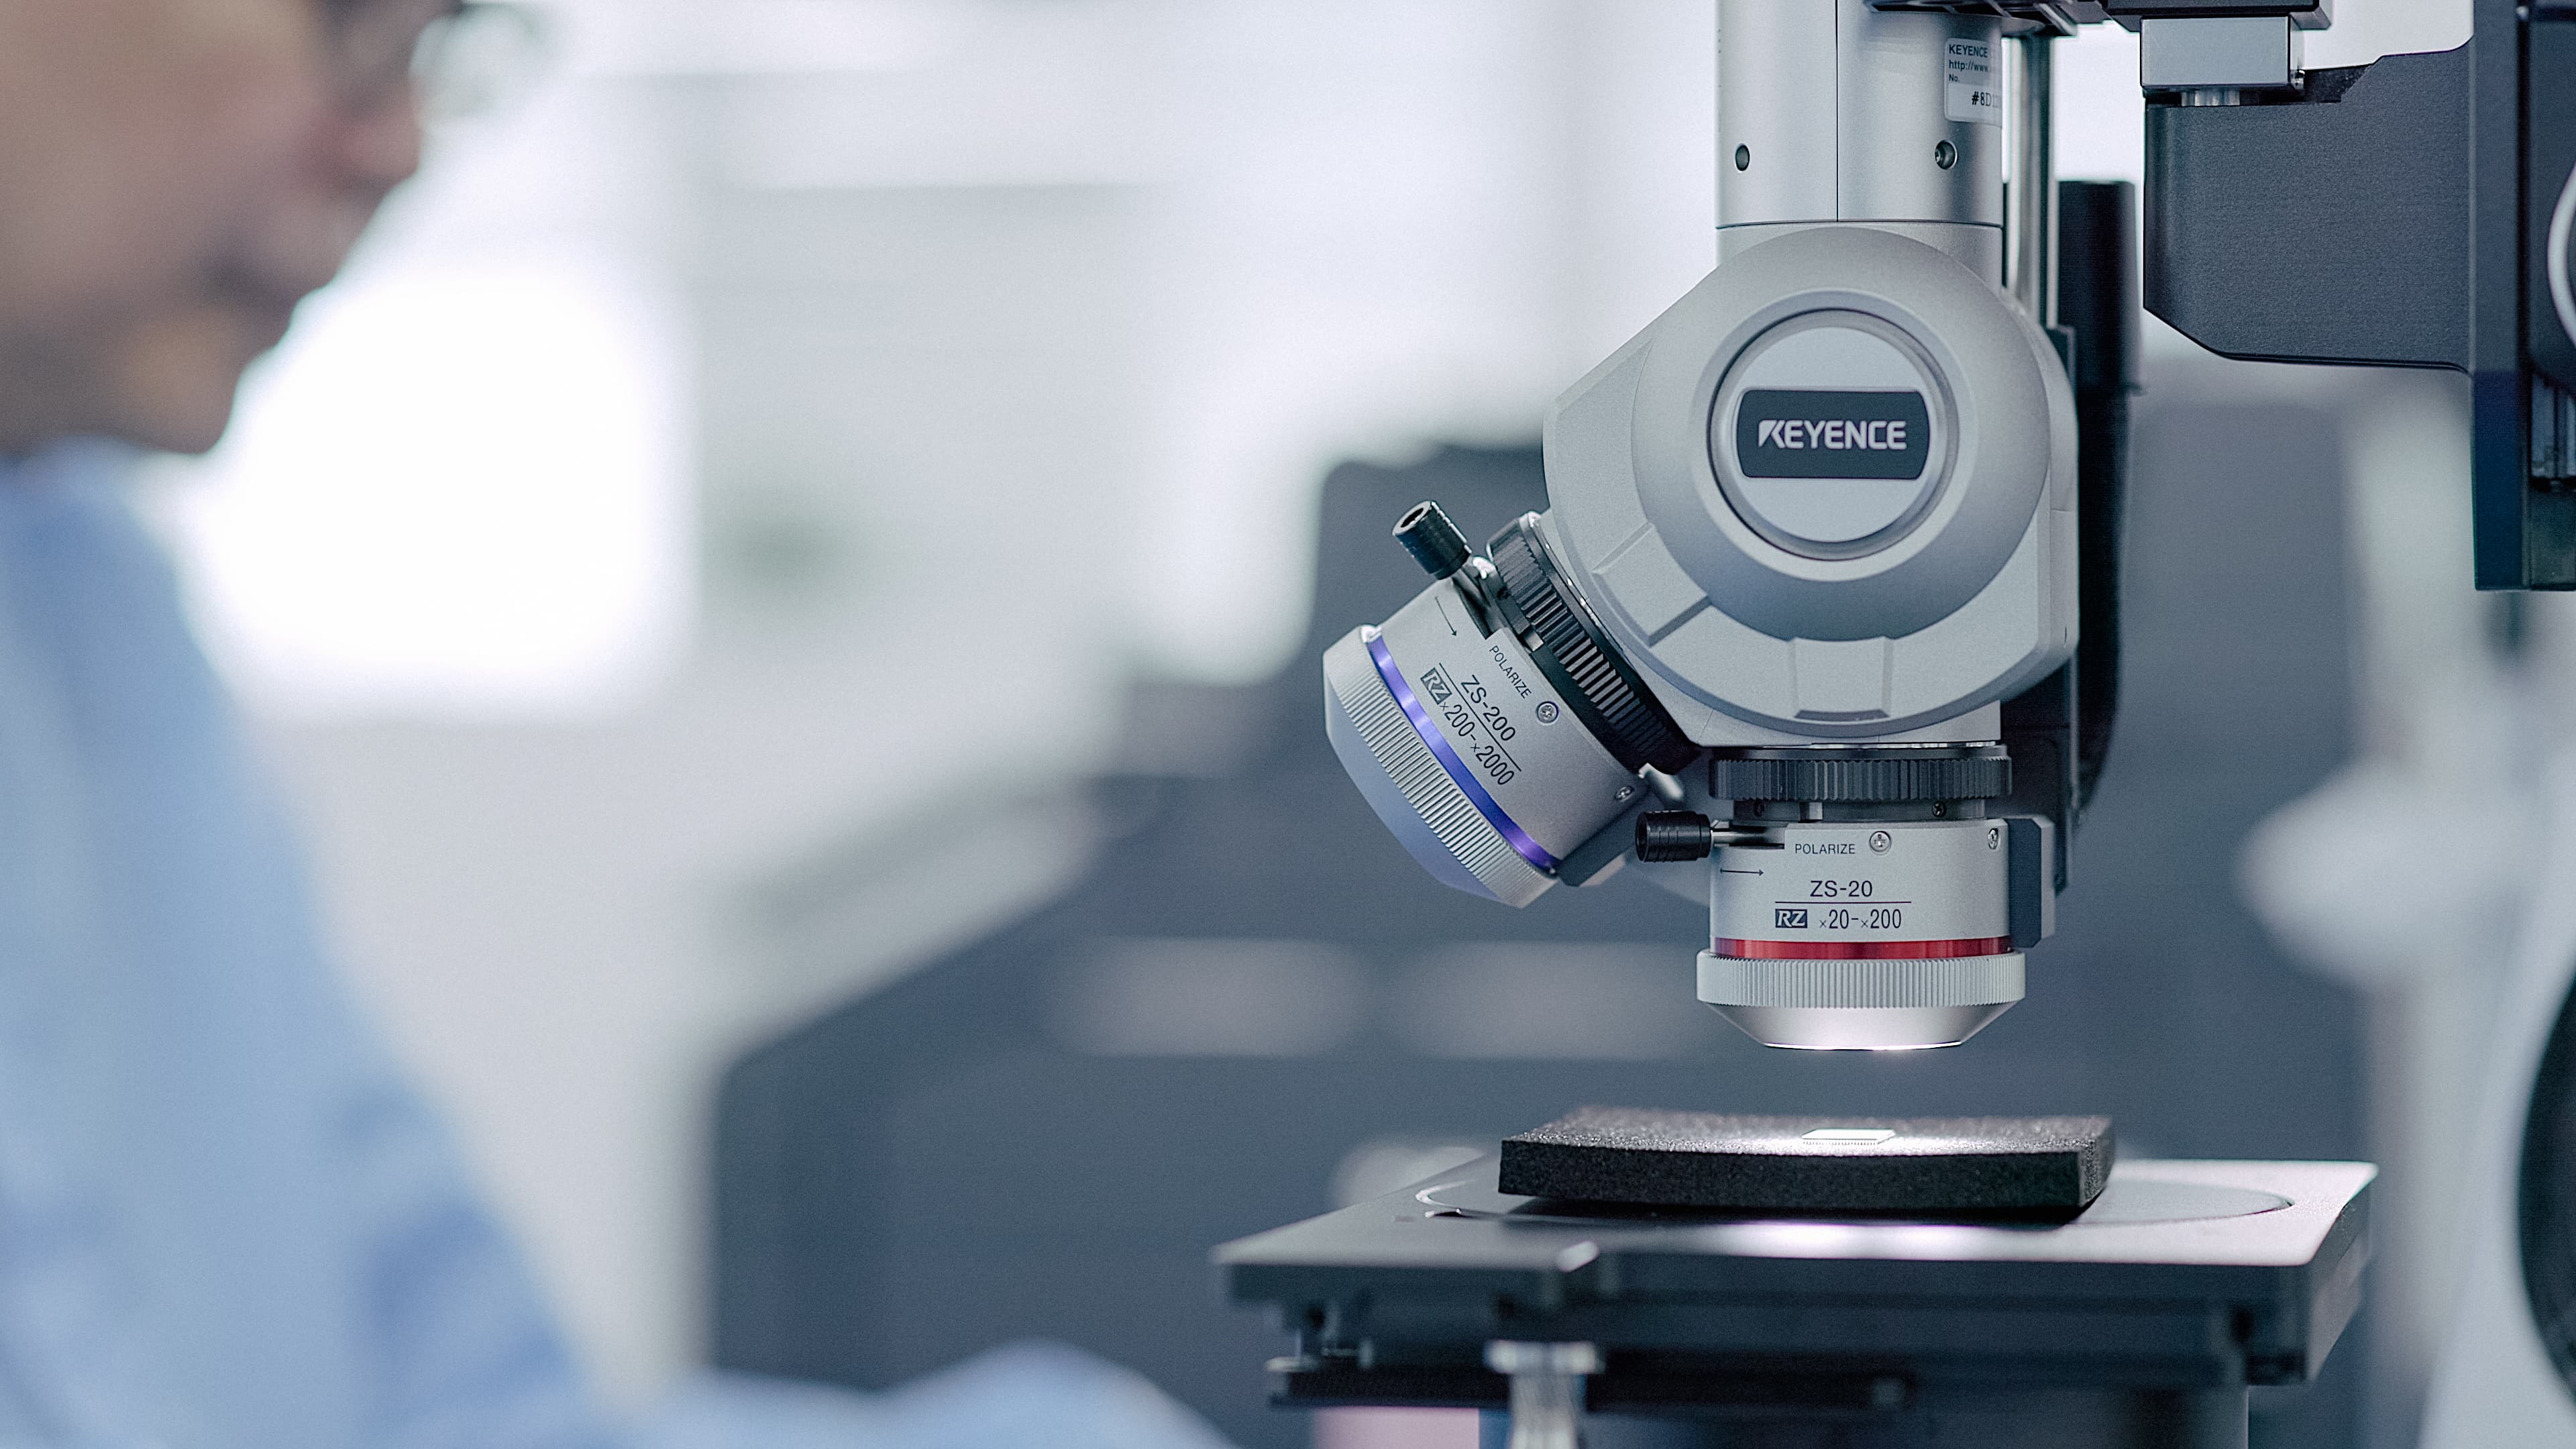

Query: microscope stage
<box><xmin>1218</xmin><ymin>1157</ymin><xmax>2371</xmax><ymax>1415</ymax></box>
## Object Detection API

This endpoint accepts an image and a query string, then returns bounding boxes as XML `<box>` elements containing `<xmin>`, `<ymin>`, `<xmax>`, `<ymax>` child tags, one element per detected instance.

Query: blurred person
<box><xmin>0</xmin><ymin>2</ymin><xmax>1232</xmax><ymax>1446</ymax></box>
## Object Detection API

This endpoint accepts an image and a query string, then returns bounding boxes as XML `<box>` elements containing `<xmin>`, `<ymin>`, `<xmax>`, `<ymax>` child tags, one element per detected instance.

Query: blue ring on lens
<box><xmin>1364</xmin><ymin>631</ymin><xmax>1560</xmax><ymax>872</ymax></box>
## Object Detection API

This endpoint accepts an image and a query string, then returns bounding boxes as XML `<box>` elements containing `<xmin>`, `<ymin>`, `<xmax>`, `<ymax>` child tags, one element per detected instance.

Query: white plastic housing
<box><xmin>1542</xmin><ymin>225</ymin><xmax>2077</xmax><ymax>745</ymax></box>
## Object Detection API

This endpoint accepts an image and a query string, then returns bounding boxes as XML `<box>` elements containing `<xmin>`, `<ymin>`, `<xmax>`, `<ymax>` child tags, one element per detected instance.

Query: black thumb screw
<box><xmin>1393</xmin><ymin>500</ymin><xmax>1472</xmax><ymax>580</ymax></box>
<box><xmin>1636</xmin><ymin>811</ymin><xmax>1717</xmax><ymax>862</ymax></box>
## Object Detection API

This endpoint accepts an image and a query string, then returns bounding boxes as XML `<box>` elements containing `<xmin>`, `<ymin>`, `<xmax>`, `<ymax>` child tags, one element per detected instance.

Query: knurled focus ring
<box><xmin>1488</xmin><ymin>516</ymin><xmax>1698</xmax><ymax>775</ymax></box>
<box><xmin>1711</xmin><ymin>751</ymin><xmax>2010</xmax><ymax>804</ymax></box>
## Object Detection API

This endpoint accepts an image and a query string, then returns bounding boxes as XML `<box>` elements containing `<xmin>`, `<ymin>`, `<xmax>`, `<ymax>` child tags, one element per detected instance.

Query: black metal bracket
<box><xmin>2000</xmin><ymin>180</ymin><xmax>2139</xmax><ymax>892</ymax></box>
<box><xmin>2103</xmin><ymin>0</ymin><xmax>2331</xmax><ymax>28</ymax></box>
<box><xmin>1860</xmin><ymin>2</ymin><xmax>2331</xmax><ymax>36</ymax></box>
<box><xmin>2144</xmin><ymin>0</ymin><xmax>2576</xmax><ymax>588</ymax></box>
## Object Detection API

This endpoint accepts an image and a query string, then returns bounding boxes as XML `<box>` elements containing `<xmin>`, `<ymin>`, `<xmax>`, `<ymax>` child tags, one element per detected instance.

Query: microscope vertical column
<box><xmin>2011</xmin><ymin>34</ymin><xmax>2057</xmax><ymax>322</ymax></box>
<box><xmin>1717</xmin><ymin>0</ymin><xmax>2006</xmax><ymax>281</ymax></box>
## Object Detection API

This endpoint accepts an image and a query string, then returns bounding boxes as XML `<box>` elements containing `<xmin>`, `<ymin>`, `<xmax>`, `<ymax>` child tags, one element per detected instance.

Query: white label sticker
<box><xmin>1944</xmin><ymin>39</ymin><xmax>2002</xmax><ymax>125</ymax></box>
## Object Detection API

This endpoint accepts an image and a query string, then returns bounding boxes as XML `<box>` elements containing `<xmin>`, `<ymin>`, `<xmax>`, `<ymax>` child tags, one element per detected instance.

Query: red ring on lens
<box><xmin>1713</xmin><ymin>936</ymin><xmax>2013</xmax><ymax>961</ymax></box>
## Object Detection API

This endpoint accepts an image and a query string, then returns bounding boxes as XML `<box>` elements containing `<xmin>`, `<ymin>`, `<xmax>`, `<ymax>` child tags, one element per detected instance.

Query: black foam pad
<box><xmin>1498</xmin><ymin>1107</ymin><xmax>2114</xmax><ymax>1216</ymax></box>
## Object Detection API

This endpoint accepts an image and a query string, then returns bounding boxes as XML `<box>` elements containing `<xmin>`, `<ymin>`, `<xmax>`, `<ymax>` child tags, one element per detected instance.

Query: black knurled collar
<box><xmin>1711</xmin><ymin>749</ymin><xmax>2011</xmax><ymax>804</ymax></box>
<box><xmin>1487</xmin><ymin>515</ymin><xmax>1698</xmax><ymax>775</ymax></box>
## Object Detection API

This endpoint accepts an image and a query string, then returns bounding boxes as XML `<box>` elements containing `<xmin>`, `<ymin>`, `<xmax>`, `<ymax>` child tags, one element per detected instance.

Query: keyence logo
<box><xmin>1733</xmin><ymin>388</ymin><xmax>1932</xmax><ymax>481</ymax></box>
<box><xmin>1754</xmin><ymin>417</ymin><xmax>1911</xmax><ymax>451</ymax></box>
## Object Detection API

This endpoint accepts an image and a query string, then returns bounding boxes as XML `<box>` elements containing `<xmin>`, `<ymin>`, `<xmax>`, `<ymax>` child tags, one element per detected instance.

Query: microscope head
<box><xmin>1326</xmin><ymin>221</ymin><xmax>2076</xmax><ymax>1051</ymax></box>
<box><xmin>1320</xmin><ymin>0</ymin><xmax>2088</xmax><ymax>1052</ymax></box>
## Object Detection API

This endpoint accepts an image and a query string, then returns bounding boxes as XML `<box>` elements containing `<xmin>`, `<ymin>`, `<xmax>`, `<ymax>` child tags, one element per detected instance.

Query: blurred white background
<box><xmin>133</xmin><ymin>0</ymin><xmax>2480</xmax><ymax>1417</ymax></box>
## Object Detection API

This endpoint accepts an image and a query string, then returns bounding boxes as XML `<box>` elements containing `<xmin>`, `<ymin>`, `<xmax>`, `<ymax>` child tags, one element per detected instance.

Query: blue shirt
<box><xmin>0</xmin><ymin>447</ymin><xmax>1229</xmax><ymax>1449</ymax></box>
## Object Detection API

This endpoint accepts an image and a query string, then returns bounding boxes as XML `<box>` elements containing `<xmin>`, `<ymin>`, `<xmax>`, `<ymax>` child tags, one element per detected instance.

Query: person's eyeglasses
<box><xmin>326</xmin><ymin>0</ymin><xmax>550</xmax><ymax>122</ymax></box>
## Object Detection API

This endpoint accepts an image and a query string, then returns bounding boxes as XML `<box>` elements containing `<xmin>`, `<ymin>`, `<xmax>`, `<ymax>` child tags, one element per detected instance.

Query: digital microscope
<box><xmin>1224</xmin><ymin>2</ymin><xmax>2576</xmax><ymax>1445</ymax></box>
<box><xmin>1325</xmin><ymin>0</ymin><xmax>2576</xmax><ymax>1053</ymax></box>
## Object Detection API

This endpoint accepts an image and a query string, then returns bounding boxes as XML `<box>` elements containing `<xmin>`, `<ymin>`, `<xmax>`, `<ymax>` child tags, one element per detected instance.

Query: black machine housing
<box><xmin>2123</xmin><ymin>0</ymin><xmax>2576</xmax><ymax>588</ymax></box>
